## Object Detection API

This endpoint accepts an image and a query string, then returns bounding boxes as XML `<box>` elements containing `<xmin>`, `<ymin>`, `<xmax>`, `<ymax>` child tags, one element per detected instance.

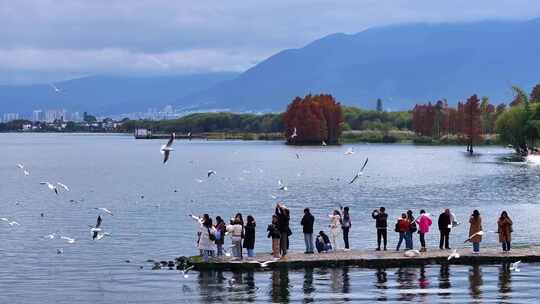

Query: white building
<box><xmin>32</xmin><ymin>110</ymin><xmax>45</xmax><ymax>122</ymax></box>
<box><xmin>2</xmin><ymin>113</ymin><xmax>20</xmax><ymax>122</ymax></box>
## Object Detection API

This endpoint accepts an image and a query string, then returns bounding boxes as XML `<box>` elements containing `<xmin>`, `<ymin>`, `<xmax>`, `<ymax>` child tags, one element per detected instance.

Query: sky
<box><xmin>1</xmin><ymin>0</ymin><xmax>540</xmax><ymax>85</ymax></box>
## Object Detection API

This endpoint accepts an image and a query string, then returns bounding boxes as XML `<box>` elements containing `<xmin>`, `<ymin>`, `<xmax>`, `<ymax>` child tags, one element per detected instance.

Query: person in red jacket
<box><xmin>395</xmin><ymin>213</ymin><xmax>410</xmax><ymax>251</ymax></box>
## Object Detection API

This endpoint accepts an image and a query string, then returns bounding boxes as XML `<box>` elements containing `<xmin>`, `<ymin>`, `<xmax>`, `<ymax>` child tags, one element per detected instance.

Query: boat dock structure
<box><xmin>182</xmin><ymin>246</ymin><xmax>540</xmax><ymax>271</ymax></box>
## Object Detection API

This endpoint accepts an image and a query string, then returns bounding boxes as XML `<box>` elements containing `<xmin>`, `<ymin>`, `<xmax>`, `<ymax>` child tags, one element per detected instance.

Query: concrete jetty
<box><xmin>189</xmin><ymin>246</ymin><xmax>540</xmax><ymax>271</ymax></box>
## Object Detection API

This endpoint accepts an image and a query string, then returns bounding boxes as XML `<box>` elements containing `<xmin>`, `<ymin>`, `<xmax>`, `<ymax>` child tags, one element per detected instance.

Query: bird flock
<box><xmin>7</xmin><ymin>162</ymin><xmax>116</xmax><ymax>256</ymax></box>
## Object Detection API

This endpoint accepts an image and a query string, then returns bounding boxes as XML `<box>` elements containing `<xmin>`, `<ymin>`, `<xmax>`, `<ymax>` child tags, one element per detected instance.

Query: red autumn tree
<box><xmin>463</xmin><ymin>94</ymin><xmax>482</xmax><ymax>154</ymax></box>
<box><xmin>283</xmin><ymin>94</ymin><xmax>344</xmax><ymax>145</ymax></box>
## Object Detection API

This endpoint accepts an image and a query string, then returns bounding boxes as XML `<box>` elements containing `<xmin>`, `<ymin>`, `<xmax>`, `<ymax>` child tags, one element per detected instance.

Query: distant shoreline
<box><xmin>0</xmin><ymin>130</ymin><xmax>503</xmax><ymax>146</ymax></box>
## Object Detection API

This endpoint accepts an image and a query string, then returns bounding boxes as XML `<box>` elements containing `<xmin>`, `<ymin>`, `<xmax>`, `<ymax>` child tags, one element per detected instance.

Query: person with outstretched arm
<box><xmin>372</xmin><ymin>207</ymin><xmax>388</xmax><ymax>251</ymax></box>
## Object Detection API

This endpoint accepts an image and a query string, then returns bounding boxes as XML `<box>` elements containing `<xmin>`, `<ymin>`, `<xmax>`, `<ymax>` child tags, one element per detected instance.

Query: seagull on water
<box><xmin>447</xmin><ymin>249</ymin><xmax>460</xmax><ymax>260</ymax></box>
<box><xmin>344</xmin><ymin>147</ymin><xmax>355</xmax><ymax>155</ymax></box>
<box><xmin>349</xmin><ymin>158</ymin><xmax>369</xmax><ymax>184</ymax></box>
<box><xmin>94</xmin><ymin>207</ymin><xmax>113</xmax><ymax>216</ymax></box>
<box><xmin>1</xmin><ymin>218</ymin><xmax>19</xmax><ymax>226</ymax></box>
<box><xmin>40</xmin><ymin>182</ymin><xmax>59</xmax><ymax>195</ymax></box>
<box><xmin>278</xmin><ymin>180</ymin><xmax>288</xmax><ymax>191</ymax></box>
<box><xmin>207</xmin><ymin>170</ymin><xmax>216</xmax><ymax>178</ymax></box>
<box><xmin>161</xmin><ymin>133</ymin><xmax>175</xmax><ymax>163</ymax></box>
<box><xmin>57</xmin><ymin>182</ymin><xmax>70</xmax><ymax>192</ymax></box>
<box><xmin>60</xmin><ymin>236</ymin><xmax>76</xmax><ymax>244</ymax></box>
<box><xmin>44</xmin><ymin>233</ymin><xmax>56</xmax><ymax>240</ymax></box>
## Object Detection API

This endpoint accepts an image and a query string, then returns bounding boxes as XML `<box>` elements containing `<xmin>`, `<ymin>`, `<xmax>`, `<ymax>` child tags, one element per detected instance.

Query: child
<box><xmin>316</xmin><ymin>231</ymin><xmax>332</xmax><ymax>253</ymax></box>
<box><xmin>267</xmin><ymin>215</ymin><xmax>281</xmax><ymax>258</ymax></box>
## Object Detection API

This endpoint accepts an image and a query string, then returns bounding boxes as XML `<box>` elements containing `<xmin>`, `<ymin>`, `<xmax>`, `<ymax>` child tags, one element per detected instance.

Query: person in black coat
<box><xmin>438</xmin><ymin>209</ymin><xmax>452</xmax><ymax>250</ymax></box>
<box><xmin>301</xmin><ymin>208</ymin><xmax>315</xmax><ymax>254</ymax></box>
<box><xmin>243</xmin><ymin>215</ymin><xmax>256</xmax><ymax>257</ymax></box>
<box><xmin>275</xmin><ymin>203</ymin><xmax>290</xmax><ymax>257</ymax></box>
<box><xmin>372</xmin><ymin>207</ymin><xmax>388</xmax><ymax>251</ymax></box>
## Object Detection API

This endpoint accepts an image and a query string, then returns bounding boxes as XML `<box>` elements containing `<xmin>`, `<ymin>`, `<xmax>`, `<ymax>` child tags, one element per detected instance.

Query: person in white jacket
<box><xmin>194</xmin><ymin>214</ymin><xmax>216</xmax><ymax>262</ymax></box>
<box><xmin>328</xmin><ymin>210</ymin><xmax>342</xmax><ymax>251</ymax></box>
<box><xmin>226</xmin><ymin>218</ymin><xmax>244</xmax><ymax>260</ymax></box>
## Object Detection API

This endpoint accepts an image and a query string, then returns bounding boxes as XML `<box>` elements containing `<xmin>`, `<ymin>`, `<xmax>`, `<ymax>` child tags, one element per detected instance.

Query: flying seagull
<box><xmin>60</xmin><ymin>236</ymin><xmax>76</xmax><ymax>244</ymax></box>
<box><xmin>181</xmin><ymin>265</ymin><xmax>195</xmax><ymax>278</ymax></box>
<box><xmin>90</xmin><ymin>215</ymin><xmax>103</xmax><ymax>240</ymax></box>
<box><xmin>349</xmin><ymin>158</ymin><xmax>369</xmax><ymax>184</ymax></box>
<box><xmin>44</xmin><ymin>233</ymin><xmax>56</xmax><ymax>240</ymax></box>
<box><xmin>207</xmin><ymin>170</ymin><xmax>216</xmax><ymax>178</ymax></box>
<box><xmin>289</xmin><ymin>127</ymin><xmax>297</xmax><ymax>139</ymax></box>
<box><xmin>16</xmin><ymin>164</ymin><xmax>30</xmax><ymax>176</ymax></box>
<box><xmin>464</xmin><ymin>231</ymin><xmax>484</xmax><ymax>243</ymax></box>
<box><xmin>50</xmin><ymin>83</ymin><xmax>62</xmax><ymax>93</ymax></box>
<box><xmin>278</xmin><ymin>180</ymin><xmax>288</xmax><ymax>191</ymax></box>
<box><xmin>40</xmin><ymin>182</ymin><xmax>58</xmax><ymax>195</ymax></box>
<box><xmin>447</xmin><ymin>249</ymin><xmax>460</xmax><ymax>260</ymax></box>
<box><xmin>94</xmin><ymin>207</ymin><xmax>113</xmax><ymax>216</ymax></box>
<box><xmin>57</xmin><ymin>182</ymin><xmax>70</xmax><ymax>192</ymax></box>
<box><xmin>95</xmin><ymin>232</ymin><xmax>111</xmax><ymax>240</ymax></box>
<box><xmin>161</xmin><ymin>133</ymin><xmax>175</xmax><ymax>163</ymax></box>
<box><xmin>510</xmin><ymin>260</ymin><xmax>521</xmax><ymax>272</ymax></box>
<box><xmin>57</xmin><ymin>248</ymin><xmax>64</xmax><ymax>255</ymax></box>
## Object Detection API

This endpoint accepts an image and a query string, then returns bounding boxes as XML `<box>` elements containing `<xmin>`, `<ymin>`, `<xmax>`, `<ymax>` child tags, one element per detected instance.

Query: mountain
<box><xmin>0</xmin><ymin>73</ymin><xmax>239</xmax><ymax>116</ymax></box>
<box><xmin>181</xmin><ymin>18</ymin><xmax>540</xmax><ymax>111</ymax></box>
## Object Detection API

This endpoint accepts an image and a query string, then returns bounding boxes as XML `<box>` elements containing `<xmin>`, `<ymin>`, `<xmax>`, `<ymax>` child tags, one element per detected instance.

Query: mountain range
<box><xmin>2</xmin><ymin>18</ymin><xmax>540</xmax><ymax>116</ymax></box>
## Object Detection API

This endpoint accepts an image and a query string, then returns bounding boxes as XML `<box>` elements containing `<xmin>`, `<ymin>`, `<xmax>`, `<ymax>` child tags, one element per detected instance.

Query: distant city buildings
<box><xmin>2</xmin><ymin>113</ymin><xmax>19</xmax><ymax>122</ymax></box>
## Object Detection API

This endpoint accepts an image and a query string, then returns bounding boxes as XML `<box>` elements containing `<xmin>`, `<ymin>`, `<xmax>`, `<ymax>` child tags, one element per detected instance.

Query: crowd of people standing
<box><xmin>190</xmin><ymin>205</ymin><xmax>515</xmax><ymax>261</ymax></box>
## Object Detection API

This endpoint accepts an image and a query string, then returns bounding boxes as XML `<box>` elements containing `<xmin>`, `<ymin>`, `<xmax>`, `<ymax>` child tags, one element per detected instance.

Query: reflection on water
<box><xmin>193</xmin><ymin>264</ymin><xmax>524</xmax><ymax>303</ymax></box>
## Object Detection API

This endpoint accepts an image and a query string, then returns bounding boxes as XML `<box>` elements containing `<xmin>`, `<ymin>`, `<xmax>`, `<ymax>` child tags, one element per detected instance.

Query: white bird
<box><xmin>195</xmin><ymin>178</ymin><xmax>204</xmax><ymax>183</ymax></box>
<box><xmin>95</xmin><ymin>232</ymin><xmax>111</xmax><ymax>240</ymax></box>
<box><xmin>270</xmin><ymin>194</ymin><xmax>277</xmax><ymax>199</ymax></box>
<box><xmin>349</xmin><ymin>158</ymin><xmax>369</xmax><ymax>184</ymax></box>
<box><xmin>0</xmin><ymin>218</ymin><xmax>8</xmax><ymax>222</ymax></box>
<box><xmin>207</xmin><ymin>170</ymin><xmax>216</xmax><ymax>178</ymax></box>
<box><xmin>259</xmin><ymin>260</ymin><xmax>275</xmax><ymax>268</ymax></box>
<box><xmin>94</xmin><ymin>208</ymin><xmax>113</xmax><ymax>216</ymax></box>
<box><xmin>447</xmin><ymin>249</ymin><xmax>460</xmax><ymax>260</ymax></box>
<box><xmin>289</xmin><ymin>127</ymin><xmax>297</xmax><ymax>139</ymax></box>
<box><xmin>510</xmin><ymin>260</ymin><xmax>521</xmax><ymax>272</ymax></box>
<box><xmin>57</xmin><ymin>248</ymin><xmax>64</xmax><ymax>255</ymax></box>
<box><xmin>23</xmin><ymin>170</ymin><xmax>30</xmax><ymax>176</ymax></box>
<box><xmin>161</xmin><ymin>133</ymin><xmax>175</xmax><ymax>163</ymax></box>
<box><xmin>40</xmin><ymin>182</ymin><xmax>59</xmax><ymax>195</ymax></box>
<box><xmin>8</xmin><ymin>221</ymin><xmax>20</xmax><ymax>226</ymax></box>
<box><xmin>60</xmin><ymin>236</ymin><xmax>76</xmax><ymax>244</ymax></box>
<box><xmin>464</xmin><ymin>231</ymin><xmax>484</xmax><ymax>243</ymax></box>
<box><xmin>50</xmin><ymin>83</ymin><xmax>62</xmax><ymax>93</ymax></box>
<box><xmin>57</xmin><ymin>182</ymin><xmax>70</xmax><ymax>192</ymax></box>
<box><xmin>44</xmin><ymin>233</ymin><xmax>56</xmax><ymax>240</ymax></box>
<box><xmin>181</xmin><ymin>265</ymin><xmax>194</xmax><ymax>278</ymax></box>
<box><xmin>16</xmin><ymin>163</ymin><xmax>24</xmax><ymax>169</ymax></box>
<box><xmin>344</xmin><ymin>147</ymin><xmax>355</xmax><ymax>155</ymax></box>
<box><xmin>404</xmin><ymin>249</ymin><xmax>421</xmax><ymax>257</ymax></box>
<box><xmin>278</xmin><ymin>180</ymin><xmax>288</xmax><ymax>191</ymax></box>
<box><xmin>322</xmin><ymin>141</ymin><xmax>327</xmax><ymax>146</ymax></box>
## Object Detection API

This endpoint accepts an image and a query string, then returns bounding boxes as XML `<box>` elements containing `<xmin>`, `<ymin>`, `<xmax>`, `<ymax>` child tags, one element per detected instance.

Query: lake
<box><xmin>1</xmin><ymin>133</ymin><xmax>540</xmax><ymax>303</ymax></box>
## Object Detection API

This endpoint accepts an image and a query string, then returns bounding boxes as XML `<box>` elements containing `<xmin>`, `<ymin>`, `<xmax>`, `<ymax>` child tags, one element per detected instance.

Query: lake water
<box><xmin>1</xmin><ymin>133</ymin><xmax>540</xmax><ymax>303</ymax></box>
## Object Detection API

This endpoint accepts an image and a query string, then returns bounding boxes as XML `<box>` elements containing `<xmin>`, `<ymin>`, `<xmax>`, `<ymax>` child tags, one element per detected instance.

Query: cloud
<box><xmin>1</xmin><ymin>0</ymin><xmax>540</xmax><ymax>84</ymax></box>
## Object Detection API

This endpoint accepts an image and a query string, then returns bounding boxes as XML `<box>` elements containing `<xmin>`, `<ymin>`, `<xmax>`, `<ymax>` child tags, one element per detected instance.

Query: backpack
<box><xmin>394</xmin><ymin>222</ymin><xmax>400</xmax><ymax>233</ymax></box>
<box><xmin>409</xmin><ymin>221</ymin><xmax>417</xmax><ymax>233</ymax></box>
<box><xmin>208</xmin><ymin>228</ymin><xmax>216</xmax><ymax>241</ymax></box>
